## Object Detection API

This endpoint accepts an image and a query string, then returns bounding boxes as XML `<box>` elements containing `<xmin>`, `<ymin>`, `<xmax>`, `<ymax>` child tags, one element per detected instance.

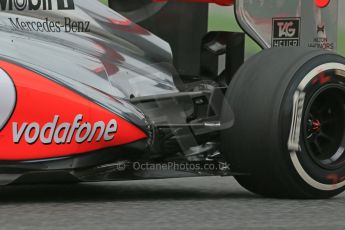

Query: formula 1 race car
<box><xmin>0</xmin><ymin>0</ymin><xmax>344</xmax><ymax>199</ymax></box>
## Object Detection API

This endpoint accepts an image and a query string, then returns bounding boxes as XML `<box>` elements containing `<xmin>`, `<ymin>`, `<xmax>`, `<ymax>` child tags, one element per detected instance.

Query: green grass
<box><xmin>99</xmin><ymin>0</ymin><xmax>108</xmax><ymax>5</ymax></box>
<box><xmin>338</xmin><ymin>31</ymin><xmax>345</xmax><ymax>55</ymax></box>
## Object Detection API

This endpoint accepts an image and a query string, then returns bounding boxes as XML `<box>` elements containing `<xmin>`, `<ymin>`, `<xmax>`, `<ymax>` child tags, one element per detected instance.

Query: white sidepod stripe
<box><xmin>0</xmin><ymin>68</ymin><xmax>16</xmax><ymax>131</ymax></box>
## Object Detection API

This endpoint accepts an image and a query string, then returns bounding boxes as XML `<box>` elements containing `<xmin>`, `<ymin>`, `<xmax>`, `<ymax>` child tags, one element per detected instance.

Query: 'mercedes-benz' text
<box><xmin>8</xmin><ymin>17</ymin><xmax>90</xmax><ymax>33</ymax></box>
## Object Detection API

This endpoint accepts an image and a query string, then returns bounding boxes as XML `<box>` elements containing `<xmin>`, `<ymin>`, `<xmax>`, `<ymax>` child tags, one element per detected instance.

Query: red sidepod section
<box><xmin>0</xmin><ymin>61</ymin><xmax>147</xmax><ymax>161</ymax></box>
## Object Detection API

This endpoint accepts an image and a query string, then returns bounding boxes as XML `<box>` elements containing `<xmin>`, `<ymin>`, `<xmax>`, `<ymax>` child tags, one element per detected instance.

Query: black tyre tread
<box><xmin>222</xmin><ymin>47</ymin><xmax>345</xmax><ymax>198</ymax></box>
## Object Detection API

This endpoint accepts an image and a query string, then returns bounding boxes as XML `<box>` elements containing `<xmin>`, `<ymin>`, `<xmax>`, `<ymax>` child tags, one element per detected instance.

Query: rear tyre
<box><xmin>221</xmin><ymin>47</ymin><xmax>345</xmax><ymax>198</ymax></box>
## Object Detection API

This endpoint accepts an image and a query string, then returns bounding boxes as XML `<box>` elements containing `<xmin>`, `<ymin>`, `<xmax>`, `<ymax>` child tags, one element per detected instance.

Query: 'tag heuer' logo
<box><xmin>0</xmin><ymin>0</ymin><xmax>75</xmax><ymax>11</ymax></box>
<box><xmin>0</xmin><ymin>68</ymin><xmax>16</xmax><ymax>131</ymax></box>
<box><xmin>272</xmin><ymin>17</ymin><xmax>301</xmax><ymax>47</ymax></box>
<box><xmin>13</xmin><ymin>115</ymin><xmax>118</xmax><ymax>144</ymax></box>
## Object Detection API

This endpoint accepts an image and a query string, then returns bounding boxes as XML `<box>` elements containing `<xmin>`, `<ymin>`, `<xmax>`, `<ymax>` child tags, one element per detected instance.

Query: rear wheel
<box><xmin>221</xmin><ymin>47</ymin><xmax>345</xmax><ymax>198</ymax></box>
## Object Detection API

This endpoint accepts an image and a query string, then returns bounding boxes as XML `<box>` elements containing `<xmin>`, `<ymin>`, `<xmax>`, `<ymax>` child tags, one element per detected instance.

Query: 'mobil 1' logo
<box><xmin>0</xmin><ymin>68</ymin><xmax>16</xmax><ymax>131</ymax></box>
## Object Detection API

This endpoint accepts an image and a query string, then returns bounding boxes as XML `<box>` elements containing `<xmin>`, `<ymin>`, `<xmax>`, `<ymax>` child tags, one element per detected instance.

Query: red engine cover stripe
<box><xmin>0</xmin><ymin>61</ymin><xmax>147</xmax><ymax>161</ymax></box>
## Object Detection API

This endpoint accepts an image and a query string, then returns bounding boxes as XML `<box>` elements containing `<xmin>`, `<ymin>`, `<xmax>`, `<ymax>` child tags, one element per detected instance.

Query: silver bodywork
<box><xmin>0</xmin><ymin>0</ymin><xmax>181</xmax><ymax>128</ymax></box>
<box><xmin>0</xmin><ymin>0</ymin><xmax>178</xmax><ymax>99</ymax></box>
